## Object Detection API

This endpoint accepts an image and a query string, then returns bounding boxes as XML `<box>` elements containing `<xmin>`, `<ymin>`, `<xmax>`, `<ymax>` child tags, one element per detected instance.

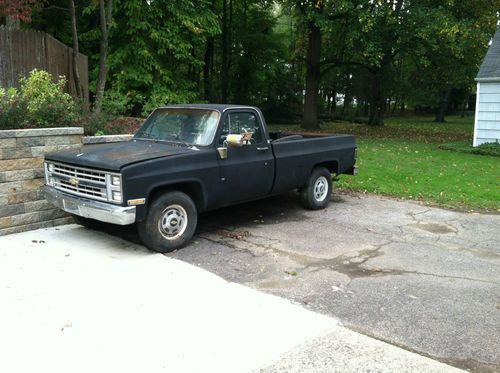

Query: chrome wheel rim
<box><xmin>313</xmin><ymin>176</ymin><xmax>329</xmax><ymax>202</ymax></box>
<box><xmin>158</xmin><ymin>204</ymin><xmax>188</xmax><ymax>240</ymax></box>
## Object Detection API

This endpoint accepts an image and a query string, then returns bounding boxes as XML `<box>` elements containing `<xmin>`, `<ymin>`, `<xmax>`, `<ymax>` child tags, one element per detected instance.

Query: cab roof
<box><xmin>160</xmin><ymin>104</ymin><xmax>258</xmax><ymax>112</ymax></box>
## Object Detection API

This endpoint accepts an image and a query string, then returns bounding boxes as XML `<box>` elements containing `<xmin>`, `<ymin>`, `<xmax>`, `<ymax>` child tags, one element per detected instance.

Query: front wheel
<box><xmin>138</xmin><ymin>191</ymin><xmax>198</xmax><ymax>253</ymax></box>
<box><xmin>299</xmin><ymin>167</ymin><xmax>332</xmax><ymax>210</ymax></box>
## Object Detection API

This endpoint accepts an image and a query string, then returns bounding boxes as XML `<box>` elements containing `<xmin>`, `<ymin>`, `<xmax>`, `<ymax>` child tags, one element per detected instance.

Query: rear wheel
<box><xmin>138</xmin><ymin>191</ymin><xmax>198</xmax><ymax>253</ymax></box>
<box><xmin>299</xmin><ymin>167</ymin><xmax>332</xmax><ymax>210</ymax></box>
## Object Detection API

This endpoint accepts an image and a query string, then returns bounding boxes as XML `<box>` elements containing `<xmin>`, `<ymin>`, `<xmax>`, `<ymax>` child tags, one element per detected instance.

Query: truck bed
<box><xmin>269</xmin><ymin>131</ymin><xmax>356</xmax><ymax>194</ymax></box>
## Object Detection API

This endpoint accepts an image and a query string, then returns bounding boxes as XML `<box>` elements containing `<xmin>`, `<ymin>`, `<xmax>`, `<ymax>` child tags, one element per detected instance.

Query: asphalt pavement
<box><xmin>165</xmin><ymin>192</ymin><xmax>500</xmax><ymax>372</ymax></box>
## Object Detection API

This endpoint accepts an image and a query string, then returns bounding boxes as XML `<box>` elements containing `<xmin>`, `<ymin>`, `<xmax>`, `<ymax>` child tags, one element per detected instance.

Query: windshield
<box><xmin>135</xmin><ymin>108</ymin><xmax>220</xmax><ymax>146</ymax></box>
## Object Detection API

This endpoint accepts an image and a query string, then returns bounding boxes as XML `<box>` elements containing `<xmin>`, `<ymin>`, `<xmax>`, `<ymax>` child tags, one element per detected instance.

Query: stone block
<box><xmin>0</xmin><ymin>181</ymin><xmax>22</xmax><ymax>195</ymax></box>
<box><xmin>31</xmin><ymin>144</ymin><xmax>80</xmax><ymax>157</ymax></box>
<box><xmin>0</xmin><ymin>203</ymin><xmax>25</xmax><ymax>218</ymax></box>
<box><xmin>83</xmin><ymin>134</ymin><xmax>134</xmax><ymax>144</ymax></box>
<box><xmin>8</xmin><ymin>209</ymin><xmax>66</xmax><ymax>228</ymax></box>
<box><xmin>0</xmin><ymin>127</ymin><xmax>83</xmax><ymax>138</ymax></box>
<box><xmin>44</xmin><ymin>135</ymin><xmax>82</xmax><ymax>146</ymax></box>
<box><xmin>0</xmin><ymin>138</ymin><xmax>16</xmax><ymax>149</ymax></box>
<box><xmin>0</xmin><ymin>147</ymin><xmax>33</xmax><ymax>160</ymax></box>
<box><xmin>16</xmin><ymin>137</ymin><xmax>45</xmax><ymax>147</ymax></box>
<box><xmin>22</xmin><ymin>178</ymin><xmax>45</xmax><ymax>191</ymax></box>
<box><xmin>24</xmin><ymin>200</ymin><xmax>52</xmax><ymax>212</ymax></box>
<box><xmin>0</xmin><ymin>216</ymin><xmax>73</xmax><ymax>236</ymax></box>
<box><xmin>0</xmin><ymin>216</ymin><xmax>12</xmax><ymax>229</ymax></box>
<box><xmin>8</xmin><ymin>190</ymin><xmax>41</xmax><ymax>204</ymax></box>
<box><xmin>0</xmin><ymin>169</ymin><xmax>34</xmax><ymax>182</ymax></box>
<box><xmin>0</xmin><ymin>157</ymin><xmax>43</xmax><ymax>171</ymax></box>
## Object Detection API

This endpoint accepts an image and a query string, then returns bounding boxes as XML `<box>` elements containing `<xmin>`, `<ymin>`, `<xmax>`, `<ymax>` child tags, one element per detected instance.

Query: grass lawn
<box><xmin>269</xmin><ymin>116</ymin><xmax>500</xmax><ymax>212</ymax></box>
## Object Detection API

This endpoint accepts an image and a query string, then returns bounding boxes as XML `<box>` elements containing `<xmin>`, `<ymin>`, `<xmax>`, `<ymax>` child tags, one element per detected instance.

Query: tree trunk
<box><xmin>302</xmin><ymin>22</ymin><xmax>321</xmax><ymax>130</ymax></box>
<box><xmin>368</xmin><ymin>72</ymin><xmax>385</xmax><ymax>126</ymax></box>
<box><xmin>435</xmin><ymin>87</ymin><xmax>452</xmax><ymax>123</ymax></box>
<box><xmin>69</xmin><ymin>0</ymin><xmax>82</xmax><ymax>99</ymax></box>
<box><xmin>203</xmin><ymin>37</ymin><xmax>214</xmax><ymax>101</ymax></box>
<box><xmin>221</xmin><ymin>0</ymin><xmax>229</xmax><ymax>103</ymax></box>
<box><xmin>94</xmin><ymin>0</ymin><xmax>112</xmax><ymax>113</ymax></box>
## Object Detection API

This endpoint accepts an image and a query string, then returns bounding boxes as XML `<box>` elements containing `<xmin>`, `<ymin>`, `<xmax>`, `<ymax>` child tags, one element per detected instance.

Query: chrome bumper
<box><xmin>43</xmin><ymin>186</ymin><xmax>136</xmax><ymax>225</ymax></box>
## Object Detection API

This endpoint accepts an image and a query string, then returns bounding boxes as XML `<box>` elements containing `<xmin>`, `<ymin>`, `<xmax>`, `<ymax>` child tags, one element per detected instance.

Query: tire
<box><xmin>138</xmin><ymin>191</ymin><xmax>198</xmax><ymax>253</ymax></box>
<box><xmin>299</xmin><ymin>167</ymin><xmax>332</xmax><ymax>210</ymax></box>
<box><xmin>72</xmin><ymin>214</ymin><xmax>102</xmax><ymax>230</ymax></box>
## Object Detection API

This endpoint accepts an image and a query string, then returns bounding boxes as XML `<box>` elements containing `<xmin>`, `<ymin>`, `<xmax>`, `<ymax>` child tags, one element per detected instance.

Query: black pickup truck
<box><xmin>44</xmin><ymin>104</ymin><xmax>356</xmax><ymax>252</ymax></box>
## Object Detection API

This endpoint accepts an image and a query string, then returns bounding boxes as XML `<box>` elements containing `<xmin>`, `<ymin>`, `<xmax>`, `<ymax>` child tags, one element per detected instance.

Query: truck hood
<box><xmin>44</xmin><ymin>139</ymin><xmax>194</xmax><ymax>171</ymax></box>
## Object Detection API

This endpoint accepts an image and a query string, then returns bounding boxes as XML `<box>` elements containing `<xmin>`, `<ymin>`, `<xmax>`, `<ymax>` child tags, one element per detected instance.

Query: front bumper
<box><xmin>43</xmin><ymin>186</ymin><xmax>136</xmax><ymax>225</ymax></box>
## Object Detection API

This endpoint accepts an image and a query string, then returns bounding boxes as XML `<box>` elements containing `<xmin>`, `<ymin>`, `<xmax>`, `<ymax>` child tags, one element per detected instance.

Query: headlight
<box><xmin>48</xmin><ymin>163</ymin><xmax>54</xmax><ymax>172</ymax></box>
<box><xmin>111</xmin><ymin>175</ymin><xmax>121</xmax><ymax>186</ymax></box>
<box><xmin>112</xmin><ymin>191</ymin><xmax>122</xmax><ymax>202</ymax></box>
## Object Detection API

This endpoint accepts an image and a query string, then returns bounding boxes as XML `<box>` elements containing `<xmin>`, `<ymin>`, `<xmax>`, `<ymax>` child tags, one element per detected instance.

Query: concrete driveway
<box><xmin>161</xmin><ymin>192</ymin><xmax>499</xmax><ymax>372</ymax></box>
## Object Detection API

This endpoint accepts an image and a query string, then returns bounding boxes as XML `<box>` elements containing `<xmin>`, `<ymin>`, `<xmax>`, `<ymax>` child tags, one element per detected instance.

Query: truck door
<box><xmin>217</xmin><ymin>110</ymin><xmax>275</xmax><ymax>203</ymax></box>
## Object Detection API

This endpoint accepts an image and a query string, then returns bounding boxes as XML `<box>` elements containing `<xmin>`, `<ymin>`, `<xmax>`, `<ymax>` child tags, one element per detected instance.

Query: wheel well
<box><xmin>148</xmin><ymin>182</ymin><xmax>205</xmax><ymax>211</ymax></box>
<box><xmin>314</xmin><ymin>161</ymin><xmax>339</xmax><ymax>175</ymax></box>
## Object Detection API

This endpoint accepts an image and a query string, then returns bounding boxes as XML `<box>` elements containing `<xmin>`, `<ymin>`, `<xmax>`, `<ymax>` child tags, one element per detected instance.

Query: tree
<box><xmin>0</xmin><ymin>0</ymin><xmax>38</xmax><ymax>28</ymax></box>
<box><xmin>94</xmin><ymin>0</ymin><xmax>113</xmax><ymax>112</ymax></box>
<box><xmin>69</xmin><ymin>0</ymin><xmax>82</xmax><ymax>99</ymax></box>
<box><xmin>288</xmin><ymin>0</ymin><xmax>359</xmax><ymax>130</ymax></box>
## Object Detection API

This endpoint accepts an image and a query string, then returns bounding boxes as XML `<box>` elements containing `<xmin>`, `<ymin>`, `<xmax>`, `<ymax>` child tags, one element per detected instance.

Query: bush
<box><xmin>77</xmin><ymin>110</ymin><xmax>144</xmax><ymax>136</ymax></box>
<box><xmin>0</xmin><ymin>69</ymin><xmax>78</xmax><ymax>130</ymax></box>
<box><xmin>439</xmin><ymin>141</ymin><xmax>500</xmax><ymax>157</ymax></box>
<box><xmin>0</xmin><ymin>87</ymin><xmax>27</xmax><ymax>128</ymax></box>
<box><xmin>101</xmin><ymin>89</ymin><xmax>132</xmax><ymax>116</ymax></box>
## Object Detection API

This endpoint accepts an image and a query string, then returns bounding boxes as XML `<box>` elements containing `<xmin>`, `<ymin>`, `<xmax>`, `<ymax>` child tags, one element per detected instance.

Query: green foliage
<box><xmin>0</xmin><ymin>69</ymin><xmax>78</xmax><ymax>129</ymax></box>
<box><xmin>104</xmin><ymin>0</ymin><xmax>219</xmax><ymax>113</ymax></box>
<box><xmin>100</xmin><ymin>89</ymin><xmax>132</xmax><ymax>116</ymax></box>
<box><xmin>0</xmin><ymin>87</ymin><xmax>27</xmax><ymax>129</ymax></box>
<box><xmin>27</xmin><ymin>0</ymin><xmax>500</xmax><ymax>124</ymax></box>
<box><xmin>78</xmin><ymin>111</ymin><xmax>144</xmax><ymax>136</ymax></box>
<box><xmin>78</xmin><ymin>111</ymin><xmax>111</xmax><ymax>136</ymax></box>
<box><xmin>439</xmin><ymin>142</ymin><xmax>500</xmax><ymax>157</ymax></box>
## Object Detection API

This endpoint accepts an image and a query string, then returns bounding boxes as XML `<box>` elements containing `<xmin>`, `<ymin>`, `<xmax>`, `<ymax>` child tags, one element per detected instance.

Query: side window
<box><xmin>219</xmin><ymin>112</ymin><xmax>264</xmax><ymax>145</ymax></box>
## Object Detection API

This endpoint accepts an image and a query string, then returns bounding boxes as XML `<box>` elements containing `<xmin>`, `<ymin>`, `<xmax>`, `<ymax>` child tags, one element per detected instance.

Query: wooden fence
<box><xmin>0</xmin><ymin>26</ymin><xmax>89</xmax><ymax>102</ymax></box>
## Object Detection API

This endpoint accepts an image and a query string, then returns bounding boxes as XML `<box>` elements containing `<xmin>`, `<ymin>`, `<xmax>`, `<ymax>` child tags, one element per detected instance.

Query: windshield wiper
<box><xmin>135</xmin><ymin>131</ymin><xmax>159</xmax><ymax>141</ymax></box>
<box><xmin>164</xmin><ymin>135</ymin><xmax>191</xmax><ymax>147</ymax></box>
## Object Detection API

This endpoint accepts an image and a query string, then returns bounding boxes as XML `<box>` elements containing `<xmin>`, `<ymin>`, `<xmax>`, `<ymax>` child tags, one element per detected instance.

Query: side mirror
<box><xmin>226</xmin><ymin>134</ymin><xmax>243</xmax><ymax>148</ymax></box>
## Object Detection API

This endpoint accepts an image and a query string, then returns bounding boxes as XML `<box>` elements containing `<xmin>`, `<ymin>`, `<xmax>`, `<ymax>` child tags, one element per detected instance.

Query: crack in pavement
<box><xmin>200</xmin><ymin>229</ymin><xmax>499</xmax><ymax>286</ymax></box>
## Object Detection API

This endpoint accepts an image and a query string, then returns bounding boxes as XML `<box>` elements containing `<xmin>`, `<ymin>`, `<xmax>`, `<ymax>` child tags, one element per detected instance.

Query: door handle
<box><xmin>257</xmin><ymin>147</ymin><xmax>269</xmax><ymax>151</ymax></box>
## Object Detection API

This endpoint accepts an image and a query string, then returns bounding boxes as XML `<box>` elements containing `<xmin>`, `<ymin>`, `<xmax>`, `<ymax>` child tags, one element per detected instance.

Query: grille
<box><xmin>52</xmin><ymin>163</ymin><xmax>106</xmax><ymax>185</ymax></box>
<box><xmin>49</xmin><ymin>163</ymin><xmax>109</xmax><ymax>201</ymax></box>
<box><xmin>53</xmin><ymin>178</ymin><xmax>108</xmax><ymax>201</ymax></box>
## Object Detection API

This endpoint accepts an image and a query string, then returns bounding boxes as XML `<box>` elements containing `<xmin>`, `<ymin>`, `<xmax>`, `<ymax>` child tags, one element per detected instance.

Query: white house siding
<box><xmin>474</xmin><ymin>82</ymin><xmax>500</xmax><ymax>146</ymax></box>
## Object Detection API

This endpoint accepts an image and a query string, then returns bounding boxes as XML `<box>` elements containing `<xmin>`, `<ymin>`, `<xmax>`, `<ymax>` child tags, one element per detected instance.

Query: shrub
<box><xmin>439</xmin><ymin>141</ymin><xmax>500</xmax><ymax>157</ymax></box>
<box><xmin>0</xmin><ymin>69</ymin><xmax>78</xmax><ymax>130</ymax></box>
<box><xmin>77</xmin><ymin>110</ymin><xmax>112</xmax><ymax>136</ymax></box>
<box><xmin>0</xmin><ymin>87</ymin><xmax>27</xmax><ymax>129</ymax></box>
<box><xmin>101</xmin><ymin>89</ymin><xmax>132</xmax><ymax>116</ymax></box>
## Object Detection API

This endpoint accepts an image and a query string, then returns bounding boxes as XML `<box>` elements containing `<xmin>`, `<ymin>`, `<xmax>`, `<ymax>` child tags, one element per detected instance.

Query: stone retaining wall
<box><xmin>82</xmin><ymin>134</ymin><xmax>133</xmax><ymax>144</ymax></box>
<box><xmin>0</xmin><ymin>128</ymin><xmax>83</xmax><ymax>236</ymax></box>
